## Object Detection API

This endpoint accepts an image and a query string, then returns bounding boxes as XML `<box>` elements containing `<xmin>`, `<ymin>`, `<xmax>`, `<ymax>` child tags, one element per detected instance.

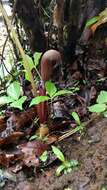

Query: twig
<box><xmin>1</xmin><ymin>34</ymin><xmax>15</xmax><ymax>77</ymax></box>
<box><xmin>1</xmin><ymin>59</ymin><xmax>14</xmax><ymax>77</ymax></box>
<box><xmin>58</xmin><ymin>113</ymin><xmax>100</xmax><ymax>142</ymax></box>
<box><xmin>41</xmin><ymin>6</ymin><xmax>50</xmax><ymax>18</ymax></box>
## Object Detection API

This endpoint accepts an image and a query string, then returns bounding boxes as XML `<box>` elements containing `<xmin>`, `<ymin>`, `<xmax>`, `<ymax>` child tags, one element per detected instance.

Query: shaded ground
<box><xmin>3</xmin><ymin>117</ymin><xmax>107</xmax><ymax>190</ymax></box>
<box><xmin>1</xmin><ymin>3</ymin><xmax>107</xmax><ymax>190</ymax></box>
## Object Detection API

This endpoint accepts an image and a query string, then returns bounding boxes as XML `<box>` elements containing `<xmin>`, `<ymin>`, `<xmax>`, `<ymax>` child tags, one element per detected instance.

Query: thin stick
<box><xmin>58</xmin><ymin>114</ymin><xmax>100</xmax><ymax>142</ymax></box>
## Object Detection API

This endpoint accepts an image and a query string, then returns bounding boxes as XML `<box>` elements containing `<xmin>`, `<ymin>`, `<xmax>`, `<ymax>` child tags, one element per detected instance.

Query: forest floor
<box><xmin>4</xmin><ymin>117</ymin><xmax>107</xmax><ymax>190</ymax></box>
<box><xmin>1</xmin><ymin>9</ymin><xmax>107</xmax><ymax>190</ymax></box>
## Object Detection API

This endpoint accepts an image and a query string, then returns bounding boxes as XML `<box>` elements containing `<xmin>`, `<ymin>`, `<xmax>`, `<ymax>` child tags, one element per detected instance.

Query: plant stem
<box><xmin>35</xmin><ymin>67</ymin><xmax>42</xmax><ymax>80</ymax></box>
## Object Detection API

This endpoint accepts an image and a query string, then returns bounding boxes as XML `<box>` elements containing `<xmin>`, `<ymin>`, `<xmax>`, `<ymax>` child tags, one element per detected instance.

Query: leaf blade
<box><xmin>56</xmin><ymin>164</ymin><xmax>65</xmax><ymax>176</ymax></box>
<box><xmin>30</xmin><ymin>96</ymin><xmax>50</xmax><ymax>107</ymax></box>
<box><xmin>88</xmin><ymin>103</ymin><xmax>106</xmax><ymax>113</ymax></box>
<box><xmin>7</xmin><ymin>81</ymin><xmax>21</xmax><ymax>100</ymax></box>
<box><xmin>0</xmin><ymin>96</ymin><xmax>13</xmax><ymax>105</ymax></box>
<box><xmin>33</xmin><ymin>52</ymin><xmax>42</xmax><ymax>67</ymax></box>
<box><xmin>40</xmin><ymin>151</ymin><xmax>48</xmax><ymax>162</ymax></box>
<box><xmin>24</xmin><ymin>55</ymin><xmax>35</xmax><ymax>81</ymax></box>
<box><xmin>97</xmin><ymin>91</ymin><xmax>107</xmax><ymax>104</ymax></box>
<box><xmin>10</xmin><ymin>96</ymin><xmax>27</xmax><ymax>110</ymax></box>
<box><xmin>85</xmin><ymin>16</ymin><xmax>99</xmax><ymax>27</ymax></box>
<box><xmin>52</xmin><ymin>146</ymin><xmax>65</xmax><ymax>162</ymax></box>
<box><xmin>45</xmin><ymin>81</ymin><xmax>57</xmax><ymax>98</ymax></box>
<box><xmin>25</xmin><ymin>55</ymin><xmax>35</xmax><ymax>70</ymax></box>
<box><xmin>53</xmin><ymin>90</ymin><xmax>73</xmax><ymax>98</ymax></box>
<box><xmin>71</xmin><ymin>112</ymin><xmax>81</xmax><ymax>125</ymax></box>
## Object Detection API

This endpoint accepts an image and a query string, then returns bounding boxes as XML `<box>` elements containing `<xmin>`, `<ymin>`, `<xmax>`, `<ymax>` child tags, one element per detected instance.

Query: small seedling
<box><xmin>0</xmin><ymin>81</ymin><xmax>27</xmax><ymax>110</ymax></box>
<box><xmin>71</xmin><ymin>111</ymin><xmax>84</xmax><ymax>132</ymax></box>
<box><xmin>30</xmin><ymin>81</ymin><xmax>79</xmax><ymax>107</ymax></box>
<box><xmin>29</xmin><ymin>134</ymin><xmax>48</xmax><ymax>142</ymax></box>
<box><xmin>88</xmin><ymin>90</ymin><xmax>107</xmax><ymax>116</ymax></box>
<box><xmin>40</xmin><ymin>150</ymin><xmax>48</xmax><ymax>162</ymax></box>
<box><xmin>29</xmin><ymin>135</ymin><xmax>39</xmax><ymax>141</ymax></box>
<box><xmin>52</xmin><ymin>146</ymin><xmax>78</xmax><ymax>176</ymax></box>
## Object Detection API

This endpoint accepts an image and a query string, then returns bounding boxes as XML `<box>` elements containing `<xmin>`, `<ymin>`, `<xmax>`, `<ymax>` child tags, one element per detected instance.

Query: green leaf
<box><xmin>64</xmin><ymin>160</ymin><xmax>71</xmax><ymax>168</ymax></box>
<box><xmin>10</xmin><ymin>96</ymin><xmax>27</xmax><ymax>110</ymax></box>
<box><xmin>85</xmin><ymin>16</ymin><xmax>99</xmax><ymax>27</ymax></box>
<box><xmin>53</xmin><ymin>90</ymin><xmax>73</xmax><ymax>98</ymax></box>
<box><xmin>88</xmin><ymin>103</ymin><xmax>106</xmax><ymax>113</ymax></box>
<box><xmin>71</xmin><ymin>112</ymin><xmax>81</xmax><ymax>125</ymax></box>
<box><xmin>45</xmin><ymin>81</ymin><xmax>57</xmax><ymax>98</ymax></box>
<box><xmin>25</xmin><ymin>73</ymin><xmax>28</xmax><ymax>81</ymax></box>
<box><xmin>103</xmin><ymin>111</ymin><xmax>107</xmax><ymax>118</ymax></box>
<box><xmin>52</xmin><ymin>146</ymin><xmax>65</xmax><ymax>162</ymax></box>
<box><xmin>69</xmin><ymin>159</ymin><xmax>79</xmax><ymax>167</ymax></box>
<box><xmin>40</xmin><ymin>151</ymin><xmax>48</xmax><ymax>162</ymax></box>
<box><xmin>56</xmin><ymin>164</ymin><xmax>65</xmax><ymax>176</ymax></box>
<box><xmin>30</xmin><ymin>96</ymin><xmax>50</xmax><ymax>107</ymax></box>
<box><xmin>33</xmin><ymin>52</ymin><xmax>42</xmax><ymax>67</ymax></box>
<box><xmin>0</xmin><ymin>96</ymin><xmax>13</xmax><ymax>105</ymax></box>
<box><xmin>97</xmin><ymin>91</ymin><xmax>107</xmax><ymax>104</ymax></box>
<box><xmin>24</xmin><ymin>55</ymin><xmax>35</xmax><ymax>81</ymax></box>
<box><xmin>25</xmin><ymin>72</ymin><xmax>32</xmax><ymax>81</ymax></box>
<box><xmin>7</xmin><ymin>81</ymin><xmax>21</xmax><ymax>100</ymax></box>
<box><xmin>66</xmin><ymin>168</ymin><xmax>72</xmax><ymax>174</ymax></box>
<box><xmin>101</xmin><ymin>187</ymin><xmax>106</xmax><ymax>190</ymax></box>
<box><xmin>29</xmin><ymin>135</ymin><xmax>38</xmax><ymax>141</ymax></box>
<box><xmin>25</xmin><ymin>55</ymin><xmax>35</xmax><ymax>70</ymax></box>
<box><xmin>70</xmin><ymin>87</ymin><xmax>80</xmax><ymax>92</ymax></box>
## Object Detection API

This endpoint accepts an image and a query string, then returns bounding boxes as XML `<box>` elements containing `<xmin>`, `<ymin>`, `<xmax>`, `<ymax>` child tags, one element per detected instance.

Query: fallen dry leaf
<box><xmin>0</xmin><ymin>116</ymin><xmax>7</xmax><ymax>132</ymax></box>
<box><xmin>0</xmin><ymin>149</ymin><xmax>23</xmax><ymax>167</ymax></box>
<box><xmin>0</xmin><ymin>132</ymin><xmax>24</xmax><ymax>146</ymax></box>
<box><xmin>18</xmin><ymin>141</ymin><xmax>48</xmax><ymax>167</ymax></box>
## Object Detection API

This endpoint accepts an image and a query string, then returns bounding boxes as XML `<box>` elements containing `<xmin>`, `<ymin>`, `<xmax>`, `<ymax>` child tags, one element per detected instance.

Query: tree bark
<box><xmin>15</xmin><ymin>0</ymin><xmax>46</xmax><ymax>53</ymax></box>
<box><xmin>63</xmin><ymin>0</ymin><xmax>107</xmax><ymax>62</ymax></box>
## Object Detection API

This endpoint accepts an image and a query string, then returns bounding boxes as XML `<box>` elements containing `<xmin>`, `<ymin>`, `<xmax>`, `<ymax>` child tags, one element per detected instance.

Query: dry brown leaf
<box><xmin>0</xmin><ymin>132</ymin><xmax>24</xmax><ymax>146</ymax></box>
<box><xmin>18</xmin><ymin>141</ymin><xmax>48</xmax><ymax>167</ymax></box>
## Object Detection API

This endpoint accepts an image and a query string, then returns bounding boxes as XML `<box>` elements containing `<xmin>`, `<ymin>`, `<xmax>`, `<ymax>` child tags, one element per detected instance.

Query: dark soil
<box><xmin>3</xmin><ymin>117</ymin><xmax>107</xmax><ymax>190</ymax></box>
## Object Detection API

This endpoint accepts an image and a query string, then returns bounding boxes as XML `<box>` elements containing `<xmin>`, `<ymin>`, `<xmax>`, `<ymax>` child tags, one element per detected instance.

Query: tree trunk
<box><xmin>15</xmin><ymin>0</ymin><xmax>46</xmax><ymax>53</ymax></box>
